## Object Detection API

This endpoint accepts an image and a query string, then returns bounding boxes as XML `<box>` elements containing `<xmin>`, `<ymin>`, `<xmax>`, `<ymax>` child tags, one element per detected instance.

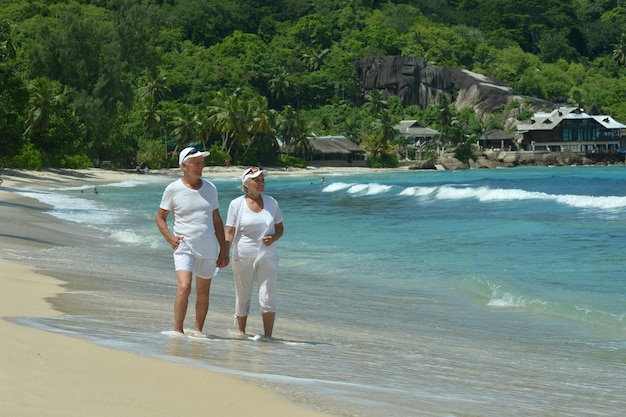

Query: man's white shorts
<box><xmin>173</xmin><ymin>240</ymin><xmax>217</xmax><ymax>279</ymax></box>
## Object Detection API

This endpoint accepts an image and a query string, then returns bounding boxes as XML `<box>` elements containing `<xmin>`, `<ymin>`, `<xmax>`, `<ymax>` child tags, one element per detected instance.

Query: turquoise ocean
<box><xmin>8</xmin><ymin>165</ymin><xmax>626</xmax><ymax>417</ymax></box>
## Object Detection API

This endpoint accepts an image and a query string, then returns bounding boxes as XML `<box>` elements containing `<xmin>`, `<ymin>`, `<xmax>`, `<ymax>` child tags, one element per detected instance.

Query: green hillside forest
<box><xmin>2</xmin><ymin>0</ymin><xmax>626</xmax><ymax>169</ymax></box>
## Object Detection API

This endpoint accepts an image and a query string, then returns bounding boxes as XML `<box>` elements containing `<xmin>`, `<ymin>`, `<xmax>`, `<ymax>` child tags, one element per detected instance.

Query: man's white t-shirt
<box><xmin>159</xmin><ymin>179</ymin><xmax>219</xmax><ymax>258</ymax></box>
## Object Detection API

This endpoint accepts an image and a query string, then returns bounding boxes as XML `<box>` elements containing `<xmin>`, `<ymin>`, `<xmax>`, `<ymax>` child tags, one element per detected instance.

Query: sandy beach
<box><xmin>0</xmin><ymin>168</ymin><xmax>336</xmax><ymax>417</ymax></box>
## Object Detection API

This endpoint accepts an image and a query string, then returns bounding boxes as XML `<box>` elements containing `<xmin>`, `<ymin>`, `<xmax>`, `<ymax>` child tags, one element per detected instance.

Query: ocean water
<box><xmin>7</xmin><ymin>165</ymin><xmax>626</xmax><ymax>417</ymax></box>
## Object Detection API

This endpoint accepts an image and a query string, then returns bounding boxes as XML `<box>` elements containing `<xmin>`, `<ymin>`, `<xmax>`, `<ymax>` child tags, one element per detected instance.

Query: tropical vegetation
<box><xmin>2</xmin><ymin>0</ymin><xmax>626</xmax><ymax>169</ymax></box>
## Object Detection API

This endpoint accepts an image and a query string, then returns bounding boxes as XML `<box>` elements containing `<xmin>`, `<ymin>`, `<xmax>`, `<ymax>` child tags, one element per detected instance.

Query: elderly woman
<box><xmin>225</xmin><ymin>167</ymin><xmax>284</xmax><ymax>340</ymax></box>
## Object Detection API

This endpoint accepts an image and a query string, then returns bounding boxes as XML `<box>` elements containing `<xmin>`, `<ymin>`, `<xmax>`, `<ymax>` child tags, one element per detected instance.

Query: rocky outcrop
<box><xmin>407</xmin><ymin>151</ymin><xmax>624</xmax><ymax>170</ymax></box>
<box><xmin>438</xmin><ymin>157</ymin><xmax>469</xmax><ymax>170</ymax></box>
<box><xmin>353</xmin><ymin>56</ymin><xmax>550</xmax><ymax>119</ymax></box>
<box><xmin>408</xmin><ymin>159</ymin><xmax>437</xmax><ymax>170</ymax></box>
<box><xmin>353</xmin><ymin>56</ymin><xmax>439</xmax><ymax>108</ymax></box>
<box><xmin>471</xmin><ymin>151</ymin><xmax>624</xmax><ymax>169</ymax></box>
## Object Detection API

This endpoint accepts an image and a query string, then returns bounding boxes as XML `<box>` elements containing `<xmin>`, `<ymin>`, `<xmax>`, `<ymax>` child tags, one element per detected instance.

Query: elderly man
<box><xmin>155</xmin><ymin>147</ymin><xmax>229</xmax><ymax>337</ymax></box>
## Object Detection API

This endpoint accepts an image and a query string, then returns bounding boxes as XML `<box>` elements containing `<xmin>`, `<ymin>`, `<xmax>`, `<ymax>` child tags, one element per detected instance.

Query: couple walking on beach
<box><xmin>155</xmin><ymin>147</ymin><xmax>283</xmax><ymax>341</ymax></box>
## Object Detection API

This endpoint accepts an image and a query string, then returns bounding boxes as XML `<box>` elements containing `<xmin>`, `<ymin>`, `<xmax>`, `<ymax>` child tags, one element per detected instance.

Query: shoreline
<box><xmin>0</xmin><ymin>165</ymin><xmax>411</xmax><ymax>191</ymax></box>
<box><xmin>0</xmin><ymin>171</ymin><xmax>335</xmax><ymax>417</ymax></box>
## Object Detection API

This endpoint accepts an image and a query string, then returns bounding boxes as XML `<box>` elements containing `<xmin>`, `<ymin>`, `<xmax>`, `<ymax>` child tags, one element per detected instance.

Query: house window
<box><xmin>563</xmin><ymin>129</ymin><xmax>572</xmax><ymax>141</ymax></box>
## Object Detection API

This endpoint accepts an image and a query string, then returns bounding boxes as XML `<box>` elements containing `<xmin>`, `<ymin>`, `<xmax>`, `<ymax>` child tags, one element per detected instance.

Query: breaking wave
<box><xmin>322</xmin><ymin>182</ymin><xmax>626</xmax><ymax>211</ymax></box>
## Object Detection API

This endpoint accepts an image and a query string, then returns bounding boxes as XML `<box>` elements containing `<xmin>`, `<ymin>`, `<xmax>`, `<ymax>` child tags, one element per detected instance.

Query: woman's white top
<box><xmin>226</xmin><ymin>194</ymin><xmax>282</xmax><ymax>259</ymax></box>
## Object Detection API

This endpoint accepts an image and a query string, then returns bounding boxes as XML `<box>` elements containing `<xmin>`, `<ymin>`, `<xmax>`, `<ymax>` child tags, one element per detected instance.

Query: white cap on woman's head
<box><xmin>242</xmin><ymin>167</ymin><xmax>268</xmax><ymax>184</ymax></box>
<box><xmin>179</xmin><ymin>147</ymin><xmax>210</xmax><ymax>166</ymax></box>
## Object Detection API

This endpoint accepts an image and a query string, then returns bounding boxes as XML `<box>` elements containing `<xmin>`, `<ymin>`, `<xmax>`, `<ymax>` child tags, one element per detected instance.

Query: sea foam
<box><xmin>15</xmin><ymin>188</ymin><xmax>118</xmax><ymax>224</ymax></box>
<box><xmin>326</xmin><ymin>181</ymin><xmax>626</xmax><ymax>212</ymax></box>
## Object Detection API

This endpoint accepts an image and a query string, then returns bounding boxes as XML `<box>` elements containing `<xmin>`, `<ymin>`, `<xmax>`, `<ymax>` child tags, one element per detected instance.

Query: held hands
<box><xmin>217</xmin><ymin>250</ymin><xmax>230</xmax><ymax>268</ymax></box>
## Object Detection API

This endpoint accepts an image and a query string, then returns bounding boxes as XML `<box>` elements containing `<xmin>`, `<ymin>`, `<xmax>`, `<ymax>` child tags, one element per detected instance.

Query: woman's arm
<box><xmin>262</xmin><ymin>222</ymin><xmax>283</xmax><ymax>246</ymax></box>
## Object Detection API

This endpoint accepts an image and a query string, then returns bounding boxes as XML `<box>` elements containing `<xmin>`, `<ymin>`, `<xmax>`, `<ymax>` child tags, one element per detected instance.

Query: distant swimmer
<box><xmin>93</xmin><ymin>186</ymin><xmax>99</xmax><ymax>194</ymax></box>
<box><xmin>321</xmin><ymin>176</ymin><xmax>325</xmax><ymax>184</ymax></box>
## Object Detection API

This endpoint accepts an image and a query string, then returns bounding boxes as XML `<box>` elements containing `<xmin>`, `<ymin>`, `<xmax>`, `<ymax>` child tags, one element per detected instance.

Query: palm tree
<box><xmin>278</xmin><ymin>105</ymin><xmax>299</xmax><ymax>148</ymax></box>
<box><xmin>437</xmin><ymin>94</ymin><xmax>452</xmax><ymax>156</ymax></box>
<box><xmin>301</xmin><ymin>48</ymin><xmax>330</xmax><ymax>71</ymax></box>
<box><xmin>170</xmin><ymin>105</ymin><xmax>199</xmax><ymax>152</ymax></box>
<box><xmin>23</xmin><ymin>77</ymin><xmax>67</xmax><ymax>136</ymax></box>
<box><xmin>360</xmin><ymin>109</ymin><xmax>399</xmax><ymax>166</ymax></box>
<box><xmin>252</xmin><ymin>109</ymin><xmax>280</xmax><ymax>162</ymax></box>
<box><xmin>196</xmin><ymin>112</ymin><xmax>215</xmax><ymax>151</ymax></box>
<box><xmin>277</xmin><ymin>105</ymin><xmax>313</xmax><ymax>159</ymax></box>
<box><xmin>377</xmin><ymin>111</ymin><xmax>398</xmax><ymax>148</ymax></box>
<box><xmin>342</xmin><ymin>116</ymin><xmax>368</xmax><ymax>144</ymax></box>
<box><xmin>137</xmin><ymin>71</ymin><xmax>169</xmax><ymax>140</ymax></box>
<box><xmin>268</xmin><ymin>68</ymin><xmax>291</xmax><ymax>109</ymax></box>
<box><xmin>141</xmin><ymin>105</ymin><xmax>161</xmax><ymax>140</ymax></box>
<box><xmin>289</xmin><ymin>131</ymin><xmax>314</xmax><ymax>159</ymax></box>
<box><xmin>239</xmin><ymin>96</ymin><xmax>280</xmax><ymax>162</ymax></box>
<box><xmin>365</xmin><ymin>89</ymin><xmax>387</xmax><ymax>116</ymax></box>
<box><xmin>208</xmin><ymin>91</ymin><xmax>246</xmax><ymax>155</ymax></box>
<box><xmin>612</xmin><ymin>33</ymin><xmax>626</xmax><ymax>67</ymax></box>
<box><xmin>249</xmin><ymin>96</ymin><xmax>272</xmax><ymax>138</ymax></box>
<box><xmin>138</xmin><ymin>70</ymin><xmax>169</xmax><ymax>106</ymax></box>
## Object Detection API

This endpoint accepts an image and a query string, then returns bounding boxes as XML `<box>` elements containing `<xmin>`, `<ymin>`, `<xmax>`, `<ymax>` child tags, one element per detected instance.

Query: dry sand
<box><xmin>0</xmin><ymin>167</ymin><xmax>338</xmax><ymax>417</ymax></box>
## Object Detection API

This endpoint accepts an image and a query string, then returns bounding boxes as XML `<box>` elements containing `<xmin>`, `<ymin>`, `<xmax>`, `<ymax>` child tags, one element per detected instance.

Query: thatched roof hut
<box><xmin>478</xmin><ymin>128</ymin><xmax>515</xmax><ymax>150</ymax></box>
<box><xmin>306</xmin><ymin>136</ymin><xmax>367</xmax><ymax>167</ymax></box>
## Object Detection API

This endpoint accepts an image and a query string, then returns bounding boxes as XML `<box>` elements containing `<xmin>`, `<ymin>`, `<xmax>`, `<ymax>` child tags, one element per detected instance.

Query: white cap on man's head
<box><xmin>179</xmin><ymin>147</ymin><xmax>210</xmax><ymax>166</ymax></box>
<box><xmin>242</xmin><ymin>167</ymin><xmax>268</xmax><ymax>184</ymax></box>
